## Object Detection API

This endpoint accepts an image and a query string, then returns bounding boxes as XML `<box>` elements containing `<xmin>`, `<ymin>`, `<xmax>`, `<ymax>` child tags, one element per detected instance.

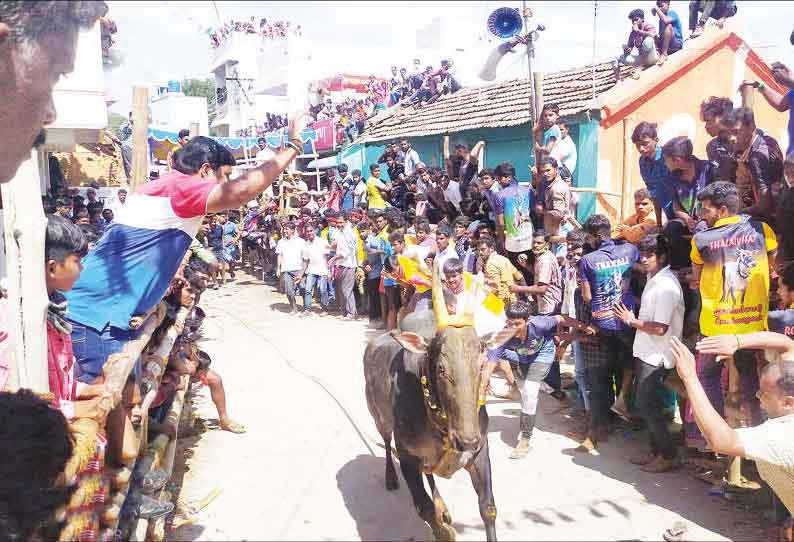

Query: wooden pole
<box><xmin>131</xmin><ymin>86</ymin><xmax>150</xmax><ymax>190</ymax></box>
<box><xmin>620</xmin><ymin>117</ymin><xmax>633</xmax><ymax>223</ymax></box>
<box><xmin>2</xmin><ymin>150</ymin><xmax>48</xmax><ymax>392</ymax></box>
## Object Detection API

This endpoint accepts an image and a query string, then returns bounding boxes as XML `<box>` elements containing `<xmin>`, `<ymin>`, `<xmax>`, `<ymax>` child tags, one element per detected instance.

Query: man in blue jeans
<box><xmin>297</xmin><ymin>222</ymin><xmax>330</xmax><ymax>314</ymax></box>
<box><xmin>484</xmin><ymin>301</ymin><xmax>590</xmax><ymax>459</ymax></box>
<box><xmin>68</xmin><ymin>119</ymin><xmax>306</xmax><ymax>384</ymax></box>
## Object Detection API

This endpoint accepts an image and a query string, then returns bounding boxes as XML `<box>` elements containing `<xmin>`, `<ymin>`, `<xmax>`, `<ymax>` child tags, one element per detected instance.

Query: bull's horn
<box><xmin>432</xmin><ymin>259</ymin><xmax>450</xmax><ymax>329</ymax></box>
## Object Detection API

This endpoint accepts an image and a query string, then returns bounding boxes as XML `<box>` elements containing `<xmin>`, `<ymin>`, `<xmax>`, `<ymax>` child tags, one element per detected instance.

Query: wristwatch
<box><xmin>285</xmin><ymin>140</ymin><xmax>302</xmax><ymax>153</ymax></box>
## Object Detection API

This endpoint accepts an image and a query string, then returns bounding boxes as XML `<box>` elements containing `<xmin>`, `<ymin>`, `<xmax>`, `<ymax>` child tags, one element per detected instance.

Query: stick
<box><xmin>131</xmin><ymin>86</ymin><xmax>150</xmax><ymax>190</ymax></box>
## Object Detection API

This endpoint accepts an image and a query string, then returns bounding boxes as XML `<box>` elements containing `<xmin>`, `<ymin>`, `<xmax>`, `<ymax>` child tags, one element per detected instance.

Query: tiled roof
<box><xmin>357</xmin><ymin>61</ymin><xmax>636</xmax><ymax>143</ymax></box>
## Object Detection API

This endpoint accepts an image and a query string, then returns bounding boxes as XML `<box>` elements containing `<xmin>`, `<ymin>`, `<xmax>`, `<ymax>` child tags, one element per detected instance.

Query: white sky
<box><xmin>105</xmin><ymin>0</ymin><xmax>794</xmax><ymax>115</ymax></box>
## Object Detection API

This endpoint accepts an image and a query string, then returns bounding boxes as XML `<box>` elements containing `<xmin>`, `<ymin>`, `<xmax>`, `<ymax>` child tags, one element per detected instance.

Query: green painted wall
<box><xmin>360</xmin><ymin>118</ymin><xmax>599</xmax><ymax>220</ymax></box>
<box><xmin>574</xmin><ymin>119</ymin><xmax>599</xmax><ymax>222</ymax></box>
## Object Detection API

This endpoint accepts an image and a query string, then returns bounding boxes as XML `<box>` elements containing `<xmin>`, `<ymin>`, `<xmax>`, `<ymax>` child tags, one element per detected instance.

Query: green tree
<box><xmin>107</xmin><ymin>111</ymin><xmax>127</xmax><ymax>138</ymax></box>
<box><xmin>182</xmin><ymin>78</ymin><xmax>216</xmax><ymax>125</ymax></box>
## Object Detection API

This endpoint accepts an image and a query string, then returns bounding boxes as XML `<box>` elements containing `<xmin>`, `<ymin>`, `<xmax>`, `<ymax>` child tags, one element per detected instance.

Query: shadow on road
<box><xmin>336</xmin><ymin>454</ymin><xmax>431</xmax><ymax>541</ymax></box>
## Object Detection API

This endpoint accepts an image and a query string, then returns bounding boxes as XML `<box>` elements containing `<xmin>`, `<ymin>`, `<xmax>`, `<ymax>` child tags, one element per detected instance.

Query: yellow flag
<box><xmin>397</xmin><ymin>254</ymin><xmax>431</xmax><ymax>292</ymax></box>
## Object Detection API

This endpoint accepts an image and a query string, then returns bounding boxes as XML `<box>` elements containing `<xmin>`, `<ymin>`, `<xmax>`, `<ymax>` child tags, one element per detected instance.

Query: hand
<box><xmin>685</xmin><ymin>216</ymin><xmax>698</xmax><ymax>231</ymax></box>
<box><xmin>632</xmin><ymin>21</ymin><xmax>640</xmax><ymax>31</ymax></box>
<box><xmin>651</xmin><ymin>7</ymin><xmax>657</xmax><ymax>15</ymax></box>
<box><xmin>613</xmin><ymin>301</ymin><xmax>634</xmax><ymax>325</ymax></box>
<box><xmin>293</xmin><ymin>274</ymin><xmax>303</xmax><ymax>284</ymax></box>
<box><xmin>128</xmin><ymin>315</ymin><xmax>145</xmax><ymax>330</ymax></box>
<box><xmin>613</xmin><ymin>224</ymin><xmax>627</xmax><ymax>235</ymax></box>
<box><xmin>696</xmin><ymin>334</ymin><xmax>740</xmax><ymax>358</ymax></box>
<box><xmin>738</xmin><ymin>79</ymin><xmax>757</xmax><ymax>89</ymax></box>
<box><xmin>583</xmin><ymin>325</ymin><xmax>598</xmax><ymax>336</ymax></box>
<box><xmin>287</xmin><ymin>112</ymin><xmax>307</xmax><ymax>142</ymax></box>
<box><xmin>671</xmin><ymin>337</ymin><xmax>697</xmax><ymax>381</ymax></box>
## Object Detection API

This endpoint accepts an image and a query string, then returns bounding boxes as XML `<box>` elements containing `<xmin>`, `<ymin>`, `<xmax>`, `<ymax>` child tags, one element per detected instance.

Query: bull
<box><xmin>363</xmin><ymin>264</ymin><xmax>512</xmax><ymax>541</ymax></box>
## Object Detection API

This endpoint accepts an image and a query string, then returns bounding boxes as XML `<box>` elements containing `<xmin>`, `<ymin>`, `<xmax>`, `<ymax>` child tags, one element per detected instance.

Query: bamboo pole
<box><xmin>2</xmin><ymin>150</ymin><xmax>48</xmax><ymax>392</ymax></box>
<box><xmin>131</xmin><ymin>86</ymin><xmax>150</xmax><ymax>190</ymax></box>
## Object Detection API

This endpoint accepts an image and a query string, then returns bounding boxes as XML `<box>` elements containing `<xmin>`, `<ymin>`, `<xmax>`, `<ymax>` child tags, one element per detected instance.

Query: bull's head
<box><xmin>392</xmin><ymin>261</ymin><xmax>513</xmax><ymax>452</ymax></box>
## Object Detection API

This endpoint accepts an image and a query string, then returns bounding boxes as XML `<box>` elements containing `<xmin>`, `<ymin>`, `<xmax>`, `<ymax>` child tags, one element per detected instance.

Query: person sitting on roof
<box><xmin>652</xmin><ymin>0</ymin><xmax>684</xmax><ymax>66</ymax></box>
<box><xmin>613</xmin><ymin>8</ymin><xmax>659</xmax><ymax>77</ymax></box>
<box><xmin>689</xmin><ymin>0</ymin><xmax>737</xmax><ymax>38</ymax></box>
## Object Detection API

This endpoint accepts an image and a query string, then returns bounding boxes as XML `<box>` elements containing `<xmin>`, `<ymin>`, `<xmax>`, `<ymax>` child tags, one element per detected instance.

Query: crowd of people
<box><xmin>2</xmin><ymin>1</ymin><xmax>794</xmax><ymax>541</ymax></box>
<box><xmin>233</xmin><ymin>60</ymin><xmax>793</xmax><ymax>537</ymax></box>
<box><xmin>208</xmin><ymin>16</ymin><xmax>302</xmax><ymax>49</ymax></box>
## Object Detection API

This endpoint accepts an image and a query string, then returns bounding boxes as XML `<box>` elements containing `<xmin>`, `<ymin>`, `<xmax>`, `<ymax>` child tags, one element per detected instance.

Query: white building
<box><xmin>209</xmin><ymin>32</ymin><xmax>288</xmax><ymax>137</ymax></box>
<box><xmin>150</xmin><ymin>81</ymin><xmax>210</xmax><ymax>136</ymax></box>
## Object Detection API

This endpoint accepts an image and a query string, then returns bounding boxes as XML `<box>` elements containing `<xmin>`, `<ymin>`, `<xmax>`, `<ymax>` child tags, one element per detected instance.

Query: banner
<box><xmin>311</xmin><ymin>118</ymin><xmax>336</xmax><ymax>152</ymax></box>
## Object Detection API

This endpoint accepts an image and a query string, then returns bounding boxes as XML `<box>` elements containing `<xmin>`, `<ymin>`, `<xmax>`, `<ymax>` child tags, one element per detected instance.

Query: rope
<box><xmin>208</xmin><ymin>302</ymin><xmax>383</xmax><ymax>456</ymax></box>
<box><xmin>593</xmin><ymin>0</ymin><xmax>598</xmax><ymax>100</ymax></box>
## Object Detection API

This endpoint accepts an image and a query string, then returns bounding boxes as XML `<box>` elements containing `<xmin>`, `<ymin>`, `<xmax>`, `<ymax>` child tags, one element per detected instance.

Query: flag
<box><xmin>397</xmin><ymin>254</ymin><xmax>431</xmax><ymax>292</ymax></box>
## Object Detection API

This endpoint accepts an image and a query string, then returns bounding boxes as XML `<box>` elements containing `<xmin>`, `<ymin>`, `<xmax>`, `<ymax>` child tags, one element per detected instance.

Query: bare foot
<box><xmin>220</xmin><ymin>418</ymin><xmax>246</xmax><ymax>434</ymax></box>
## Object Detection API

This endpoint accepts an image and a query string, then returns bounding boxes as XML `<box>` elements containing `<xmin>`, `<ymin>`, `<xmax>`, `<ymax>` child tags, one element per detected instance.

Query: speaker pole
<box><xmin>522</xmin><ymin>1</ymin><xmax>536</xmax><ymax>148</ymax></box>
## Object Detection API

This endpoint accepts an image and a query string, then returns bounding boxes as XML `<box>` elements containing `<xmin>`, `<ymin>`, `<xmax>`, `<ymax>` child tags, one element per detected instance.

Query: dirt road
<box><xmin>169</xmin><ymin>270</ymin><xmax>764</xmax><ymax>541</ymax></box>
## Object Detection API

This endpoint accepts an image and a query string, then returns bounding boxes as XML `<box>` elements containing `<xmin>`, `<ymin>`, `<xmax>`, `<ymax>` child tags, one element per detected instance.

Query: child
<box><xmin>45</xmin><ymin>215</ymin><xmax>108</xmax><ymax>420</ymax></box>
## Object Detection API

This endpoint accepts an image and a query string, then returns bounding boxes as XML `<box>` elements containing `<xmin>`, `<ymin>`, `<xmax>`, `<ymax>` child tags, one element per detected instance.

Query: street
<box><xmin>169</xmin><ymin>269</ymin><xmax>765</xmax><ymax>541</ymax></box>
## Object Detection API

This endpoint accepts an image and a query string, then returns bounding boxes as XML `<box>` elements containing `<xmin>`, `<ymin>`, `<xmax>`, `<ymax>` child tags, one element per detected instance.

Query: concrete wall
<box><xmin>596</xmin><ymin>44</ymin><xmax>789</xmax><ymax>224</ymax></box>
<box><xmin>150</xmin><ymin>94</ymin><xmax>210</xmax><ymax>136</ymax></box>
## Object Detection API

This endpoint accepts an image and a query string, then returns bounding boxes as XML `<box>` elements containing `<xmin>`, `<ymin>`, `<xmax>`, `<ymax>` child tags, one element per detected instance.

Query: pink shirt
<box><xmin>47</xmin><ymin>319</ymin><xmax>76</xmax><ymax>418</ymax></box>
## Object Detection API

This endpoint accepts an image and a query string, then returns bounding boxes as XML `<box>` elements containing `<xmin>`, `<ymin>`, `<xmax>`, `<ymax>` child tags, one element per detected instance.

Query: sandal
<box><xmin>220</xmin><ymin>420</ymin><xmax>246</xmax><ymax>434</ymax></box>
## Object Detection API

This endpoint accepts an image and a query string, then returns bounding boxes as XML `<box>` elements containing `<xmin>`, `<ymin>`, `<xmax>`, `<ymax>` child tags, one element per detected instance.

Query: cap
<box><xmin>246</xmin><ymin>200</ymin><xmax>259</xmax><ymax>209</ymax></box>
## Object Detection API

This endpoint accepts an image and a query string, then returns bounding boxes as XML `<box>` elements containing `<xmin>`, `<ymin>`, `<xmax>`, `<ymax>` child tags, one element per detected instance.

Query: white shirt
<box><xmin>335</xmin><ymin>223</ymin><xmax>358</xmax><ymax>268</ymax></box>
<box><xmin>633</xmin><ymin>266</ymin><xmax>684</xmax><ymax>369</ymax></box>
<box><xmin>736</xmin><ymin>414</ymin><xmax>794</xmax><ymax>514</ymax></box>
<box><xmin>436</xmin><ymin>244</ymin><xmax>459</xmax><ymax>279</ymax></box>
<box><xmin>404</xmin><ymin>148</ymin><xmax>421</xmax><ymax>176</ymax></box>
<box><xmin>443</xmin><ymin>180</ymin><xmax>462</xmax><ymax>211</ymax></box>
<box><xmin>276</xmin><ymin>236</ymin><xmax>306</xmax><ymax>273</ymax></box>
<box><xmin>551</xmin><ymin>135</ymin><xmax>577</xmax><ymax>175</ymax></box>
<box><xmin>256</xmin><ymin>146</ymin><xmax>275</xmax><ymax>163</ymax></box>
<box><xmin>354</xmin><ymin>180</ymin><xmax>367</xmax><ymax>206</ymax></box>
<box><xmin>302</xmin><ymin>237</ymin><xmax>330</xmax><ymax>276</ymax></box>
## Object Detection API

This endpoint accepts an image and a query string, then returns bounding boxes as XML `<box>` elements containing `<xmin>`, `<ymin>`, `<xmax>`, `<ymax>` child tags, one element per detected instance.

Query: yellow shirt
<box><xmin>354</xmin><ymin>226</ymin><xmax>366</xmax><ymax>265</ymax></box>
<box><xmin>483</xmin><ymin>253</ymin><xmax>523</xmax><ymax>306</ymax></box>
<box><xmin>691</xmin><ymin>215</ymin><xmax>777</xmax><ymax>336</ymax></box>
<box><xmin>367</xmin><ymin>176</ymin><xmax>388</xmax><ymax>209</ymax></box>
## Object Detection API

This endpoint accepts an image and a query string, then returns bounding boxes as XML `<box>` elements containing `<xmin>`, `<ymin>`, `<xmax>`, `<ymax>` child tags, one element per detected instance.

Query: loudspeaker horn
<box><xmin>487</xmin><ymin>7</ymin><xmax>523</xmax><ymax>39</ymax></box>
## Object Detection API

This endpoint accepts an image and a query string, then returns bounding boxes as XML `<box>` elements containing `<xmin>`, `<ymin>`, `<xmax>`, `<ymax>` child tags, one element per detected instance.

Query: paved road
<box><xmin>170</xmin><ymin>270</ymin><xmax>764</xmax><ymax>541</ymax></box>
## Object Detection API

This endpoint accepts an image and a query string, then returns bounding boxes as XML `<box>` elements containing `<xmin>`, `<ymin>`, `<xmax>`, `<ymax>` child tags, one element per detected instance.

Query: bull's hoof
<box><xmin>432</xmin><ymin>522</ymin><xmax>457</xmax><ymax>541</ymax></box>
<box><xmin>385</xmin><ymin>473</ymin><xmax>399</xmax><ymax>491</ymax></box>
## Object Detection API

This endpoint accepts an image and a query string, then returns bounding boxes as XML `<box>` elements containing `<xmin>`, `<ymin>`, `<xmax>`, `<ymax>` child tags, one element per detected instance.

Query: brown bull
<box><xmin>363</xmin><ymin>264</ymin><xmax>512</xmax><ymax>541</ymax></box>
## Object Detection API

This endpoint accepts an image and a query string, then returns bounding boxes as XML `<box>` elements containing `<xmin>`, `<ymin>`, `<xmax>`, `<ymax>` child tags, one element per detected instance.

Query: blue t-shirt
<box><xmin>660</xmin><ymin>10</ymin><xmax>683</xmax><ymax>43</ymax></box>
<box><xmin>487</xmin><ymin>315</ymin><xmax>558</xmax><ymax>365</ymax></box>
<box><xmin>340</xmin><ymin>175</ymin><xmax>355</xmax><ymax>211</ymax></box>
<box><xmin>768</xmin><ymin>309</ymin><xmax>794</xmax><ymax>339</ymax></box>
<box><xmin>364</xmin><ymin>234</ymin><xmax>385</xmax><ymax>280</ymax></box>
<box><xmin>66</xmin><ymin>172</ymin><xmax>215</xmax><ymax>332</ymax></box>
<box><xmin>787</xmin><ymin>90</ymin><xmax>794</xmax><ymax>156</ymax></box>
<box><xmin>579</xmin><ymin>239</ymin><xmax>639</xmax><ymax>332</ymax></box>
<box><xmin>638</xmin><ymin>145</ymin><xmax>675</xmax><ymax>220</ymax></box>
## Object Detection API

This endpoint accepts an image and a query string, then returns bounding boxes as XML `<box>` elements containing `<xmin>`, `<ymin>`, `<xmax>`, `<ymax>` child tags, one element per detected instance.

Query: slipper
<box><xmin>663</xmin><ymin>521</ymin><xmax>687</xmax><ymax>542</ymax></box>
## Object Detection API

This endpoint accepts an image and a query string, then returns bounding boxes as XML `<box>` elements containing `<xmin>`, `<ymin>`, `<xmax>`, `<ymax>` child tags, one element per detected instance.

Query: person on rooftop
<box><xmin>614</xmin><ymin>8</ymin><xmax>659</xmax><ymax>76</ymax></box>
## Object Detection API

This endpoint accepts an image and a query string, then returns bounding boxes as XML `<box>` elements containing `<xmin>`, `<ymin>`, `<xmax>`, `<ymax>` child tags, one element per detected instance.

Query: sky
<box><xmin>105</xmin><ymin>0</ymin><xmax>794</xmax><ymax>115</ymax></box>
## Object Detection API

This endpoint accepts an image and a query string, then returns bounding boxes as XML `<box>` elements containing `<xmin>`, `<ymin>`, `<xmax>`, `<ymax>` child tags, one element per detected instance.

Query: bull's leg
<box><xmin>398</xmin><ymin>451</ymin><xmax>456</xmax><ymax>541</ymax></box>
<box><xmin>466</xmin><ymin>440</ymin><xmax>498</xmax><ymax>542</ymax></box>
<box><xmin>384</xmin><ymin>433</ymin><xmax>399</xmax><ymax>491</ymax></box>
<box><xmin>425</xmin><ymin>473</ymin><xmax>452</xmax><ymax>525</ymax></box>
